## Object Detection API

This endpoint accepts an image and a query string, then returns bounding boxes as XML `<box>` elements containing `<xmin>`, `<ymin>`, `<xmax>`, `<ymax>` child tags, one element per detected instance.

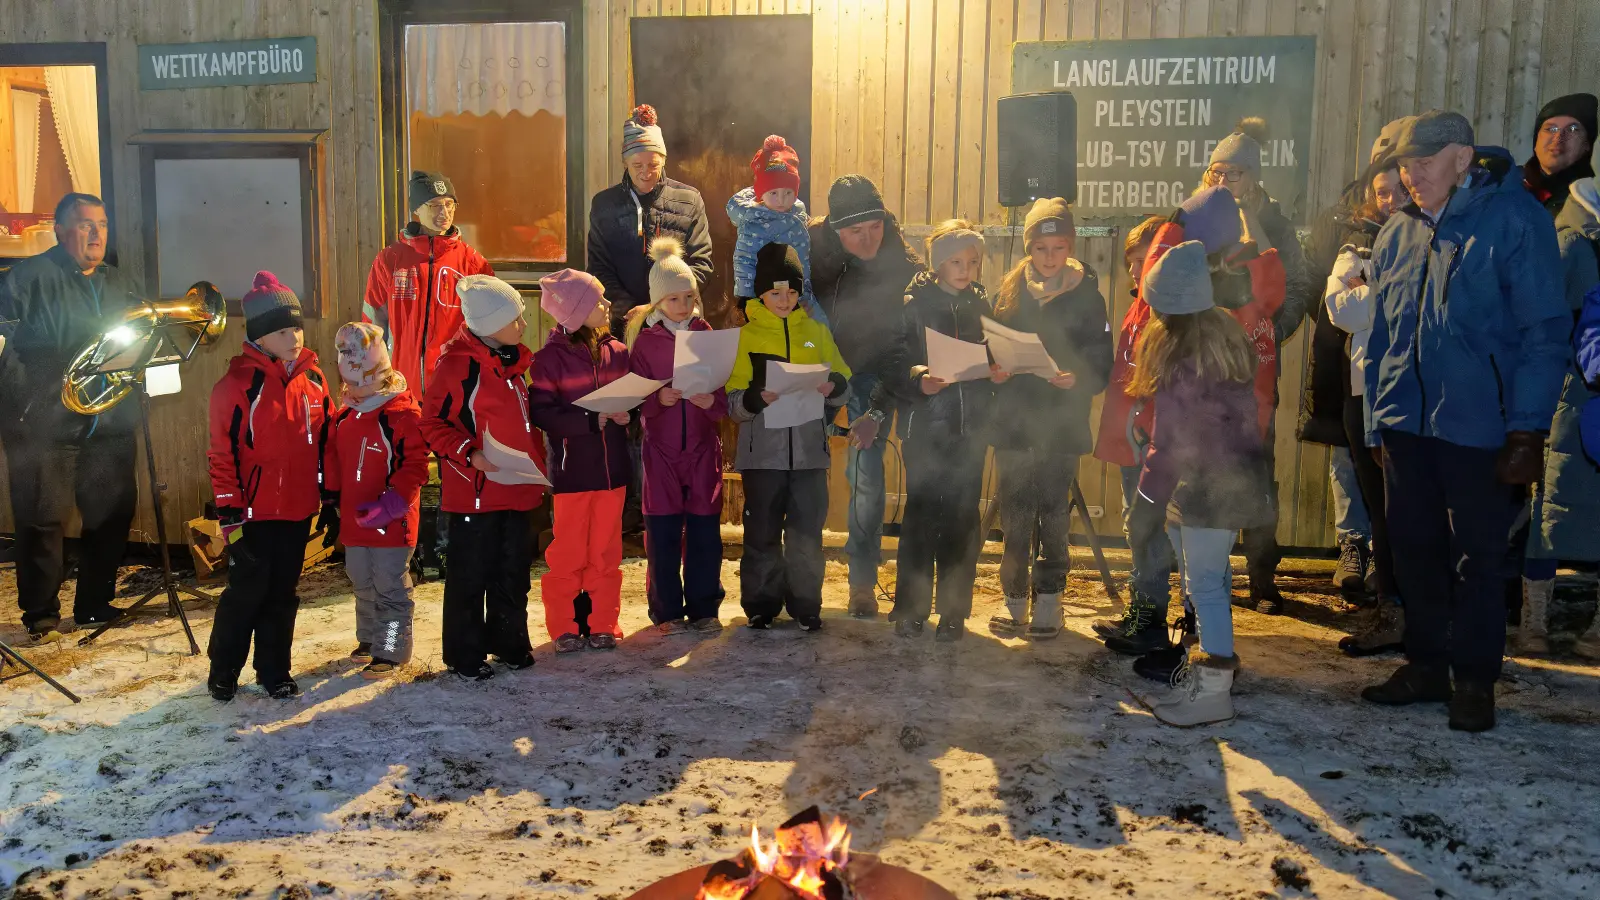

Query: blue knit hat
<box><xmin>1177</xmin><ymin>187</ymin><xmax>1242</xmax><ymax>254</ymax></box>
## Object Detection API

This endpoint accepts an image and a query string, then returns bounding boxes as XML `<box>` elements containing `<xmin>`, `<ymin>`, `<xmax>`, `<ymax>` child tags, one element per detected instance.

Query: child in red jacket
<box><xmin>528</xmin><ymin>269</ymin><xmax>632</xmax><ymax>652</ymax></box>
<box><xmin>206</xmin><ymin>272</ymin><xmax>333</xmax><ymax>701</ymax></box>
<box><xmin>420</xmin><ymin>275</ymin><xmax>547</xmax><ymax>680</ymax></box>
<box><xmin>327</xmin><ymin>322</ymin><xmax>428</xmax><ymax>679</ymax></box>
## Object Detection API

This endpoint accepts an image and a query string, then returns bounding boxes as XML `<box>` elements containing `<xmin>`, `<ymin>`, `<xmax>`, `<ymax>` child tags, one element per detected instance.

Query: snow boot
<box><xmin>1516</xmin><ymin>578</ymin><xmax>1552</xmax><ymax>655</ymax></box>
<box><xmin>796</xmin><ymin>615</ymin><xmax>824</xmax><ymax>633</ymax></box>
<box><xmin>1104</xmin><ymin>602</ymin><xmax>1170</xmax><ymax>656</ymax></box>
<box><xmin>849</xmin><ymin>585</ymin><xmax>880</xmax><ymax>619</ymax></box>
<box><xmin>1026</xmin><ymin>592</ymin><xmax>1063</xmax><ymax>640</ymax></box>
<box><xmin>1093</xmin><ymin>591</ymin><xmax>1160</xmax><ymax>640</ymax></box>
<box><xmin>1339</xmin><ymin>601</ymin><xmax>1406</xmax><ymax>657</ymax></box>
<box><xmin>1149</xmin><ymin>652</ymin><xmax>1237</xmax><ymax>727</ymax></box>
<box><xmin>207</xmin><ymin>666</ymin><xmax>240</xmax><ymax>702</ymax></box>
<box><xmin>989</xmin><ymin>594</ymin><xmax>1031</xmax><ymax>636</ymax></box>
<box><xmin>1361</xmin><ymin>663</ymin><xmax>1452</xmax><ymax>706</ymax></box>
<box><xmin>265</xmin><ymin>678</ymin><xmax>300</xmax><ymax>700</ymax></box>
<box><xmin>746</xmin><ymin>614</ymin><xmax>775</xmax><ymax>630</ymax></box>
<box><xmin>1334</xmin><ymin>537</ymin><xmax>1369</xmax><ymax>593</ymax></box>
<box><xmin>1448</xmin><ymin>681</ymin><xmax>1496</xmax><ymax>733</ymax></box>
<box><xmin>1134</xmin><ymin>645</ymin><xmax>1187</xmax><ymax>683</ymax></box>
<box><xmin>1250</xmin><ymin>570</ymin><xmax>1285</xmax><ymax>615</ymax></box>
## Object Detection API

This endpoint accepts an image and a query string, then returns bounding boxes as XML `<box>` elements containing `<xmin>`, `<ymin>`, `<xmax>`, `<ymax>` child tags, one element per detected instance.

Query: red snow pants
<box><xmin>541</xmin><ymin>486</ymin><xmax>626</xmax><ymax>639</ymax></box>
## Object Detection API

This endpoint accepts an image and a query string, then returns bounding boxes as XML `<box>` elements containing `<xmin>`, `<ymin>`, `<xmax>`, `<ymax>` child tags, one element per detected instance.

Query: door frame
<box><xmin>377</xmin><ymin>0</ymin><xmax>586</xmax><ymax>281</ymax></box>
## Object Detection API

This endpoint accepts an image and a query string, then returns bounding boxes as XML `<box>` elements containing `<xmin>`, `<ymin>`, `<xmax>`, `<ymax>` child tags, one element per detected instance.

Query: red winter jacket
<box><xmin>325</xmin><ymin>391</ymin><xmax>429</xmax><ymax>548</ymax></box>
<box><xmin>420</xmin><ymin>325</ymin><xmax>548</xmax><ymax>514</ymax></box>
<box><xmin>1094</xmin><ymin>220</ymin><xmax>1285</xmax><ymax>466</ymax></box>
<box><xmin>363</xmin><ymin>224</ymin><xmax>495</xmax><ymax>398</ymax></box>
<box><xmin>207</xmin><ymin>345</ymin><xmax>331</xmax><ymax>523</ymax></box>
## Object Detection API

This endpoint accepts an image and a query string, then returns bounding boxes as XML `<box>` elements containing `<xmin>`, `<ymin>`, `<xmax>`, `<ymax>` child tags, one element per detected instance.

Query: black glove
<box><xmin>1496</xmin><ymin>431</ymin><xmax>1546</xmax><ymax>485</ymax></box>
<box><xmin>317</xmin><ymin>502</ymin><xmax>341</xmax><ymax>549</ymax></box>
<box><xmin>1125</xmin><ymin>493</ymin><xmax>1167</xmax><ymax>549</ymax></box>
<box><xmin>825</xmin><ymin>372</ymin><xmax>849</xmax><ymax>399</ymax></box>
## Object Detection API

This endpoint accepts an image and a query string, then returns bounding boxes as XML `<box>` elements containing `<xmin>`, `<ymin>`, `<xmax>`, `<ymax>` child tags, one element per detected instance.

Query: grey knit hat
<box><xmin>241</xmin><ymin>270</ymin><xmax>303</xmax><ymax>341</ymax></box>
<box><xmin>1209</xmin><ymin>118</ymin><xmax>1268</xmax><ymax>177</ymax></box>
<box><xmin>1141</xmin><ymin>241</ymin><xmax>1214</xmax><ymax>316</ymax></box>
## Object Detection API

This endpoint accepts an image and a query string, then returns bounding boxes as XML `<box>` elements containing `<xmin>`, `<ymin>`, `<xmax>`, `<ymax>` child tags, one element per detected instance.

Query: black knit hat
<box><xmin>1535</xmin><ymin>93</ymin><xmax>1598</xmax><ymax>144</ymax></box>
<box><xmin>826</xmin><ymin>174</ymin><xmax>887</xmax><ymax>229</ymax></box>
<box><xmin>408</xmin><ymin>171</ymin><xmax>456</xmax><ymax>213</ymax></box>
<box><xmin>752</xmin><ymin>242</ymin><xmax>805</xmax><ymax>298</ymax></box>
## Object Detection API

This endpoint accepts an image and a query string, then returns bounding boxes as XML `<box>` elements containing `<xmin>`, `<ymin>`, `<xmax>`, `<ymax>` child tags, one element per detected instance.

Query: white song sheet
<box><xmin>573</xmin><ymin>372</ymin><xmax>668</xmax><ymax>415</ymax></box>
<box><xmin>762</xmin><ymin>361</ymin><xmax>831</xmax><ymax>429</ymax></box>
<box><xmin>480</xmin><ymin>428</ymin><xmax>552</xmax><ymax>486</ymax></box>
<box><xmin>981</xmin><ymin>316</ymin><xmax>1062</xmax><ymax>378</ymax></box>
<box><xmin>924</xmin><ymin>327</ymin><xmax>991</xmax><ymax>383</ymax></box>
<box><xmin>671</xmin><ymin>327</ymin><xmax>742</xmax><ymax>396</ymax></box>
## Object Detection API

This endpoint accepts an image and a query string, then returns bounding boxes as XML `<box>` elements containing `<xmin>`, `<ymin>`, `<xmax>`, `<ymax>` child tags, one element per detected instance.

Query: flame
<box><xmin>700</xmin><ymin>815</ymin><xmax>852</xmax><ymax>900</ymax></box>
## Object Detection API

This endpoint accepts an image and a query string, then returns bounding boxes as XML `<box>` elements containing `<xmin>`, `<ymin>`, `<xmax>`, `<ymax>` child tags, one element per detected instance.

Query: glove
<box><xmin>1496</xmin><ymin>431</ymin><xmax>1546</xmax><ymax>485</ymax></box>
<box><xmin>316</xmin><ymin>502</ymin><xmax>341</xmax><ymax>549</ymax></box>
<box><xmin>848</xmin><ymin>414</ymin><xmax>881</xmax><ymax>450</ymax></box>
<box><xmin>1125</xmin><ymin>493</ymin><xmax>1167</xmax><ymax>550</ymax></box>
<box><xmin>356</xmin><ymin>490</ymin><xmax>408</xmax><ymax>531</ymax></box>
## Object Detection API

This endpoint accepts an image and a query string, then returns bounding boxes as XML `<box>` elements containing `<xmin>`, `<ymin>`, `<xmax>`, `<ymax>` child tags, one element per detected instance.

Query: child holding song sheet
<box><xmin>626</xmin><ymin>238</ymin><xmax>731</xmax><ymax>635</ymax></box>
<box><xmin>986</xmin><ymin>198</ymin><xmax>1113</xmax><ymax>639</ymax></box>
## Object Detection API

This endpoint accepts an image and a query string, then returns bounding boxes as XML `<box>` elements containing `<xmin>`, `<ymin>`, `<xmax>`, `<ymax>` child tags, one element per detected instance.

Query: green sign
<box><xmin>1012</xmin><ymin>36</ymin><xmax>1317</xmax><ymax>220</ymax></box>
<box><xmin>139</xmin><ymin>37</ymin><xmax>317</xmax><ymax>90</ymax></box>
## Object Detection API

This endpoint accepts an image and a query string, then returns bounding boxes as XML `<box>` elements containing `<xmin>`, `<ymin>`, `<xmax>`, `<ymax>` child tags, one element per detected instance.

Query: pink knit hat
<box><xmin>539</xmin><ymin>268</ymin><xmax>605</xmax><ymax>332</ymax></box>
<box><xmin>335</xmin><ymin>322</ymin><xmax>404</xmax><ymax>392</ymax></box>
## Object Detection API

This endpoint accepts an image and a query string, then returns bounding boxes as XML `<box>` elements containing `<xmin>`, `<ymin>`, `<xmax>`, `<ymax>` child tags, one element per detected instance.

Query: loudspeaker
<box><xmin>997</xmin><ymin>91</ymin><xmax>1078</xmax><ymax>208</ymax></box>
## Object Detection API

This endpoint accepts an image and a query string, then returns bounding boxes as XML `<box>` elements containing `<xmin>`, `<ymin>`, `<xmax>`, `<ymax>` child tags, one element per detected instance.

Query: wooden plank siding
<box><xmin>3</xmin><ymin>1</ymin><xmax>1597</xmax><ymax>551</ymax></box>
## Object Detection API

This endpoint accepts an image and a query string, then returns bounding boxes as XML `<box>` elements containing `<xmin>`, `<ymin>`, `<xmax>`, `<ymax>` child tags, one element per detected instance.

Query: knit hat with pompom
<box><xmin>622</xmin><ymin>104</ymin><xmax>666</xmax><ymax>159</ymax></box>
<box><xmin>751</xmin><ymin>134</ymin><xmax>801</xmax><ymax>199</ymax></box>
<box><xmin>648</xmin><ymin>236</ymin><xmax>698</xmax><ymax>304</ymax></box>
<box><xmin>241</xmin><ymin>271</ymin><xmax>303</xmax><ymax>341</ymax></box>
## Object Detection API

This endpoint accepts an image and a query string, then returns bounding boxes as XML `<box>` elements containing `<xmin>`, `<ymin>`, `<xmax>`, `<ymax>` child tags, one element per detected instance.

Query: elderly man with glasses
<box><xmin>1523</xmin><ymin>93</ymin><xmax>1597</xmax><ymax>218</ymax></box>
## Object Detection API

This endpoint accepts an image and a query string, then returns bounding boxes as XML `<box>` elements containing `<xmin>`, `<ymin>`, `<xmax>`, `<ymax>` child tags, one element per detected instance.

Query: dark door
<box><xmin>631</xmin><ymin>15</ymin><xmax>812</xmax><ymax>327</ymax></box>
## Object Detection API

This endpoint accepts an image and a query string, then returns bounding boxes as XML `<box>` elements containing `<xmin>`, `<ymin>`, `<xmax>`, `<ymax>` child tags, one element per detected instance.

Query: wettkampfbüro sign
<box><xmin>1012</xmin><ymin>36</ymin><xmax>1317</xmax><ymax>219</ymax></box>
<box><xmin>139</xmin><ymin>38</ymin><xmax>317</xmax><ymax>90</ymax></box>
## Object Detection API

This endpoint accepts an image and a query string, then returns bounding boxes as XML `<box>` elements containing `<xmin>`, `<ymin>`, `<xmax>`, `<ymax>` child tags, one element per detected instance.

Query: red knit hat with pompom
<box><xmin>751</xmin><ymin>134</ymin><xmax>801</xmax><ymax>199</ymax></box>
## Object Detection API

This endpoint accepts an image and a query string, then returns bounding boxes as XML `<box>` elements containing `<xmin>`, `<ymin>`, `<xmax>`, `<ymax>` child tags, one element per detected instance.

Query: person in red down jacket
<box><xmin>528</xmin><ymin>269</ymin><xmax>633</xmax><ymax>653</ymax></box>
<box><xmin>363</xmin><ymin>171</ymin><xmax>495</xmax><ymax>396</ymax></box>
<box><xmin>325</xmin><ymin>322</ymin><xmax>428</xmax><ymax>680</ymax></box>
<box><xmin>420</xmin><ymin>274</ymin><xmax>546</xmax><ymax>680</ymax></box>
<box><xmin>625</xmin><ymin>238</ymin><xmax>729</xmax><ymax>636</ymax></box>
<box><xmin>206</xmin><ymin>272</ymin><xmax>333</xmax><ymax>703</ymax></box>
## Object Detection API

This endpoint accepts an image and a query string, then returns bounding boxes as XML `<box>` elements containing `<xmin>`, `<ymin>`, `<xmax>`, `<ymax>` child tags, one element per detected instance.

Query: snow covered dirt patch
<box><xmin>2</xmin><ymin>548</ymin><xmax>1598</xmax><ymax>899</ymax></box>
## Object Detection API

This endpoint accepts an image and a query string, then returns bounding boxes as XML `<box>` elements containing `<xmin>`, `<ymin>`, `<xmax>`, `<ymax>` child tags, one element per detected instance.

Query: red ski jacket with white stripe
<box><xmin>207</xmin><ymin>344</ymin><xmax>331</xmax><ymax>523</ymax></box>
<box><xmin>325</xmin><ymin>390</ymin><xmax>428</xmax><ymax>548</ymax></box>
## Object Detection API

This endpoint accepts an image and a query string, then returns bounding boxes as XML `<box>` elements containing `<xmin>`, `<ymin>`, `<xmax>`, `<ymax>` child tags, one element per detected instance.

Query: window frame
<box><xmin>0</xmin><ymin>42</ymin><xmax>115</xmax><ymax>263</ymax></box>
<box><xmin>378</xmin><ymin>0</ymin><xmax>586</xmax><ymax>281</ymax></box>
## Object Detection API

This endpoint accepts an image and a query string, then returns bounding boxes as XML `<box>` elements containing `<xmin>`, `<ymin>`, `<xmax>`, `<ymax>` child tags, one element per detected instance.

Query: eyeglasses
<box><xmin>1541</xmin><ymin>123</ymin><xmax>1586</xmax><ymax>138</ymax></box>
<box><xmin>1205</xmin><ymin>167</ymin><xmax>1245</xmax><ymax>183</ymax></box>
<box><xmin>423</xmin><ymin>199</ymin><xmax>457</xmax><ymax>213</ymax></box>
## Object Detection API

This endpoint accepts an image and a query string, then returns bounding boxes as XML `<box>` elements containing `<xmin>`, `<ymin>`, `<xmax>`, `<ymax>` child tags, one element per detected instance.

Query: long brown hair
<box><xmin>568</xmin><ymin>324</ymin><xmax>609</xmax><ymax>361</ymax></box>
<box><xmin>1126</xmin><ymin>308</ymin><xmax>1256</xmax><ymax>398</ymax></box>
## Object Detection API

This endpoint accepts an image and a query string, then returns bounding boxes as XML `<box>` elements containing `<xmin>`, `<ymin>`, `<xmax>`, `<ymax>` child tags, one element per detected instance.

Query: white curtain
<box><xmin>405</xmin><ymin>22</ymin><xmax>565</xmax><ymax>118</ymax></box>
<box><xmin>44</xmin><ymin>65</ymin><xmax>101</xmax><ymax>197</ymax></box>
<box><xmin>11</xmin><ymin>90</ymin><xmax>41</xmax><ymax>213</ymax></box>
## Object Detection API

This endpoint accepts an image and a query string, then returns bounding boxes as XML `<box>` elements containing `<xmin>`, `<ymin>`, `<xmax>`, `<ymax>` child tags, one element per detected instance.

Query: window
<box><xmin>0</xmin><ymin>43</ymin><xmax>111</xmax><ymax>260</ymax></box>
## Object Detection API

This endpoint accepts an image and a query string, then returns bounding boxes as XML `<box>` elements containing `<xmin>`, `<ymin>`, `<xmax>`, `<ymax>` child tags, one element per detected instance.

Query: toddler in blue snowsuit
<box><xmin>726</xmin><ymin>134</ymin><xmax>826</xmax><ymax>325</ymax></box>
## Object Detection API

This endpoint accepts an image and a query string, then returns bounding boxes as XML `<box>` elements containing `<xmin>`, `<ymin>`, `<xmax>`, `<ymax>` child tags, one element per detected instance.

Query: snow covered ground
<box><xmin>3</xmin><ymin>540</ymin><xmax>1599</xmax><ymax>900</ymax></box>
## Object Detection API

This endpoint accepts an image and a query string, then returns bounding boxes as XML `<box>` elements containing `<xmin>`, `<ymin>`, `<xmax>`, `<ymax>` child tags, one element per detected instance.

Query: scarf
<box><xmin>1024</xmin><ymin>261</ymin><xmax>1084</xmax><ymax>304</ymax></box>
<box><xmin>343</xmin><ymin>370</ymin><xmax>408</xmax><ymax>412</ymax></box>
<box><xmin>1524</xmin><ymin>156</ymin><xmax>1596</xmax><ymax>207</ymax></box>
<box><xmin>647</xmin><ymin>308</ymin><xmax>695</xmax><ymax>332</ymax></box>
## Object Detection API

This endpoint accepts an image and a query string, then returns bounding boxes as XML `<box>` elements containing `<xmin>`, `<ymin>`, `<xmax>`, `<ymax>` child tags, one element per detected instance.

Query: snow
<box><xmin>3</xmin><ymin>544</ymin><xmax>1599</xmax><ymax>899</ymax></box>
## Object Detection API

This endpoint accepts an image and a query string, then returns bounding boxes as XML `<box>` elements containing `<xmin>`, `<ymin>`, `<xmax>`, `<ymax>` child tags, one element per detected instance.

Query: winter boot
<box><xmin>351</xmin><ymin>642</ymin><xmax>373</xmax><ymax>661</ymax></box>
<box><xmin>207</xmin><ymin>666</ymin><xmax>240</xmax><ymax>702</ymax></box>
<box><xmin>849</xmin><ymin>585</ymin><xmax>880</xmax><ymax>619</ymax></box>
<box><xmin>1133</xmin><ymin>645</ymin><xmax>1187</xmax><ymax>683</ymax></box>
<box><xmin>989</xmin><ymin>594</ymin><xmax>1031</xmax><ymax>636</ymax></box>
<box><xmin>1339</xmin><ymin>601</ymin><xmax>1406</xmax><ymax>657</ymax></box>
<box><xmin>796</xmin><ymin>615</ymin><xmax>824</xmax><ymax>632</ymax></box>
<box><xmin>1026</xmin><ymin>592</ymin><xmax>1063</xmax><ymax>640</ymax></box>
<box><xmin>1149</xmin><ymin>652</ymin><xmax>1237</xmax><ymax>727</ymax></box>
<box><xmin>265</xmin><ymin>678</ymin><xmax>301</xmax><ymax>700</ymax></box>
<box><xmin>1360</xmin><ymin>663</ymin><xmax>1452</xmax><ymax>706</ymax></box>
<box><xmin>1250</xmin><ymin>569</ymin><xmax>1285</xmax><ymax>616</ymax></box>
<box><xmin>1548</xmin><ymin>573</ymin><xmax>1600</xmax><ymax>654</ymax></box>
<box><xmin>1334</xmin><ymin>537</ymin><xmax>1369</xmax><ymax>593</ymax></box>
<box><xmin>1093</xmin><ymin>591</ymin><xmax>1159</xmax><ymax>640</ymax></box>
<box><xmin>1448</xmin><ymin>681</ymin><xmax>1496</xmax><ymax>733</ymax></box>
<box><xmin>1516</xmin><ymin>578</ymin><xmax>1553</xmax><ymax>655</ymax></box>
<box><xmin>1104</xmin><ymin>602</ymin><xmax>1170</xmax><ymax>656</ymax></box>
<box><xmin>934</xmin><ymin>617</ymin><xmax>966</xmax><ymax>642</ymax></box>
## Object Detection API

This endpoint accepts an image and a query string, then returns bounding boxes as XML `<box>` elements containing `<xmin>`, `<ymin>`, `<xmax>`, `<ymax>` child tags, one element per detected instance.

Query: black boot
<box><xmin>1133</xmin><ymin>645</ymin><xmax>1187</xmax><ymax>682</ymax></box>
<box><xmin>1361</xmin><ymin>663</ymin><xmax>1452</xmax><ymax>706</ymax></box>
<box><xmin>207</xmin><ymin>666</ymin><xmax>240</xmax><ymax>702</ymax></box>
<box><xmin>894</xmin><ymin>618</ymin><xmax>925</xmax><ymax>638</ymax></box>
<box><xmin>1103</xmin><ymin>602</ymin><xmax>1170</xmax><ymax>656</ymax></box>
<box><xmin>934</xmin><ymin>618</ymin><xmax>965</xmax><ymax>642</ymax></box>
<box><xmin>1448</xmin><ymin>681</ymin><xmax>1496</xmax><ymax>732</ymax></box>
<box><xmin>1250</xmin><ymin>570</ymin><xmax>1285</xmax><ymax>616</ymax></box>
<box><xmin>1092</xmin><ymin>591</ymin><xmax>1159</xmax><ymax>640</ymax></box>
<box><xmin>264</xmin><ymin>678</ymin><xmax>301</xmax><ymax>700</ymax></box>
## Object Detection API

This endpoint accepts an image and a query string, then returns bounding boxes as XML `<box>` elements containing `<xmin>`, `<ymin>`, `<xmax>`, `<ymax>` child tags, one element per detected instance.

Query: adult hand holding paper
<box><xmin>924</xmin><ymin>327</ymin><xmax>991</xmax><ymax>383</ymax></box>
<box><xmin>574</xmin><ymin>372</ymin><xmax>668</xmax><ymax>415</ymax></box>
<box><xmin>763</xmin><ymin>360</ymin><xmax>831</xmax><ymax>429</ymax></box>
<box><xmin>671</xmin><ymin>328</ymin><xmax>741</xmax><ymax>396</ymax></box>
<box><xmin>981</xmin><ymin>316</ymin><xmax>1062</xmax><ymax>379</ymax></box>
<box><xmin>480</xmin><ymin>428</ymin><xmax>552</xmax><ymax>486</ymax></box>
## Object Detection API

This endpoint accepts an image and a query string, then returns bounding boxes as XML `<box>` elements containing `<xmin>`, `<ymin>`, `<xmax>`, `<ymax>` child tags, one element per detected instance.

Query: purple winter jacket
<box><xmin>1137</xmin><ymin>363</ymin><xmax>1273</xmax><ymax>531</ymax></box>
<box><xmin>528</xmin><ymin>328</ymin><xmax>634</xmax><ymax>494</ymax></box>
<box><xmin>630</xmin><ymin>318</ymin><xmax>729</xmax><ymax>516</ymax></box>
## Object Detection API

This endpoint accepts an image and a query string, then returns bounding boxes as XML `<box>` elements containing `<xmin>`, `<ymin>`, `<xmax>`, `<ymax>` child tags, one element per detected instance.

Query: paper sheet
<box><xmin>574</xmin><ymin>372</ymin><xmax>668</xmax><ymax>414</ymax></box>
<box><xmin>480</xmin><ymin>427</ymin><xmax>552</xmax><ymax>487</ymax></box>
<box><xmin>924</xmin><ymin>327</ymin><xmax>991</xmax><ymax>383</ymax></box>
<box><xmin>981</xmin><ymin>316</ymin><xmax>1062</xmax><ymax>379</ymax></box>
<box><xmin>762</xmin><ymin>361</ymin><xmax>831</xmax><ymax>429</ymax></box>
<box><xmin>671</xmin><ymin>327</ymin><xmax>742</xmax><ymax>396</ymax></box>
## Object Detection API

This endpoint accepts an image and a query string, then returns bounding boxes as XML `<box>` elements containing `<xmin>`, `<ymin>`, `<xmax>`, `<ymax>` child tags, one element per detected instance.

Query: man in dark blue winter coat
<box><xmin>1359</xmin><ymin>110</ymin><xmax>1570</xmax><ymax>733</ymax></box>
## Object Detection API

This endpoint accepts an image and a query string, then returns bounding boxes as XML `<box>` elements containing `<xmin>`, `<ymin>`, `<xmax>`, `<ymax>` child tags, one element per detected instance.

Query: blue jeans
<box><xmin>1167</xmin><ymin>525</ymin><xmax>1236</xmax><ymax>658</ymax></box>
<box><xmin>1119</xmin><ymin>441</ymin><xmax>1175</xmax><ymax>611</ymax></box>
<box><xmin>844</xmin><ymin>374</ymin><xmax>887</xmax><ymax>588</ymax></box>
<box><xmin>1330</xmin><ymin>446</ymin><xmax>1371</xmax><ymax>543</ymax></box>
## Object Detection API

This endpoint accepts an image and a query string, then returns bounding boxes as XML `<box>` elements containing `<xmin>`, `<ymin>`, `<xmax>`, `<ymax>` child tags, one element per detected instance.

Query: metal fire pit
<box><xmin>625</xmin><ymin>853</ymin><xmax>958</xmax><ymax>900</ymax></box>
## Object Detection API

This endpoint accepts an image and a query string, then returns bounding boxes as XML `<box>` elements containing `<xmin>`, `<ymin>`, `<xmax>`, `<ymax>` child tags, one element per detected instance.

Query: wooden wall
<box><xmin>600</xmin><ymin>0</ymin><xmax>1600</xmax><ymax>547</ymax></box>
<box><xmin>0</xmin><ymin>0</ymin><xmax>381</xmax><ymax>543</ymax></box>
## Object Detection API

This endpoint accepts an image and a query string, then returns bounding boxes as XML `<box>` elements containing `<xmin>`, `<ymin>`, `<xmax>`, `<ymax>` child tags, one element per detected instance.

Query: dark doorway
<box><xmin>631</xmin><ymin>15</ymin><xmax>812</xmax><ymax>327</ymax></box>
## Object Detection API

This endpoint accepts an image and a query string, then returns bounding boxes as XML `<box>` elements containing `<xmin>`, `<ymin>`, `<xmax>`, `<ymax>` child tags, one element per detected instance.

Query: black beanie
<box><xmin>409</xmin><ymin>171</ymin><xmax>456</xmax><ymax>213</ymax></box>
<box><xmin>752</xmin><ymin>242</ymin><xmax>805</xmax><ymax>298</ymax></box>
<box><xmin>827</xmin><ymin>174</ymin><xmax>887</xmax><ymax>229</ymax></box>
<box><xmin>1535</xmin><ymin>93</ymin><xmax>1599</xmax><ymax>143</ymax></box>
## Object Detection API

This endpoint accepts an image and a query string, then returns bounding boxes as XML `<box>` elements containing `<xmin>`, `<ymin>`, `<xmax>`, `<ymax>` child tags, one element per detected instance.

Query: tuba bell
<box><xmin>61</xmin><ymin>281</ymin><xmax>226</xmax><ymax>415</ymax></box>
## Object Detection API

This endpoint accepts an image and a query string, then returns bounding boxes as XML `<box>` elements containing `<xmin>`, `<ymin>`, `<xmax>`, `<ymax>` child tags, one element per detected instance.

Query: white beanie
<box><xmin>456</xmin><ymin>274</ymin><xmax>525</xmax><ymax>337</ymax></box>
<box><xmin>648</xmin><ymin>237</ymin><xmax>697</xmax><ymax>303</ymax></box>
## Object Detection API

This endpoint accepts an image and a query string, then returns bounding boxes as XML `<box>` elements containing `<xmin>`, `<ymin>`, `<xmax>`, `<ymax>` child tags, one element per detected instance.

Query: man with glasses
<box><xmin>0</xmin><ymin>193</ymin><xmax>141</xmax><ymax>641</ymax></box>
<box><xmin>363</xmin><ymin>171</ymin><xmax>495</xmax><ymax>396</ymax></box>
<box><xmin>1523</xmin><ymin>94</ymin><xmax>1596</xmax><ymax>218</ymax></box>
<box><xmin>1360</xmin><ymin>111</ymin><xmax>1568</xmax><ymax>732</ymax></box>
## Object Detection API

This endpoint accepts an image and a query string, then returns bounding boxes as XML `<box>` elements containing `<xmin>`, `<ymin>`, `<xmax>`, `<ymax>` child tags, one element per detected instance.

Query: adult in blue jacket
<box><xmin>1359</xmin><ymin>111</ymin><xmax>1570</xmax><ymax>733</ymax></box>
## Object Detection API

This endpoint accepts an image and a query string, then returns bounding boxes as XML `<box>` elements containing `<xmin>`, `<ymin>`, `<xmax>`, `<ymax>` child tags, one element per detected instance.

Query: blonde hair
<box><xmin>926</xmin><ymin>218</ymin><xmax>983</xmax><ymax>283</ymax></box>
<box><xmin>623</xmin><ymin>291</ymin><xmax>703</xmax><ymax>349</ymax></box>
<box><xmin>994</xmin><ymin>233</ymin><xmax>1078</xmax><ymax>321</ymax></box>
<box><xmin>1126</xmin><ymin>308</ymin><xmax>1256</xmax><ymax>398</ymax></box>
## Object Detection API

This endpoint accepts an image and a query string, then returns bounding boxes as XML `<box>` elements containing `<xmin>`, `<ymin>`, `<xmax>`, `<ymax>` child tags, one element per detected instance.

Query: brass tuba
<box><xmin>61</xmin><ymin>281</ymin><xmax>226</xmax><ymax>415</ymax></box>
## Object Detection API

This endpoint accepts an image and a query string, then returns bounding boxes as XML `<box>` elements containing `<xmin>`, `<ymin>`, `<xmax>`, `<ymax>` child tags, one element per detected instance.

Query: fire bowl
<box><xmin>625</xmin><ymin>854</ymin><xmax>958</xmax><ymax>900</ymax></box>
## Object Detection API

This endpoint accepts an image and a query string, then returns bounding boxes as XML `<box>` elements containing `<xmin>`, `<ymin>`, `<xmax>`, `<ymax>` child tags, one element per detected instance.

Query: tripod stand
<box><xmin>0</xmin><ymin>638</ymin><xmax>83</xmax><ymax>702</ymax></box>
<box><xmin>79</xmin><ymin>382</ymin><xmax>204</xmax><ymax>654</ymax></box>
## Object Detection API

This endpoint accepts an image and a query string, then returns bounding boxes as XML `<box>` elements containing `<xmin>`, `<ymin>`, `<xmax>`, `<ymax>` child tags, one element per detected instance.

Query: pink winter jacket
<box><xmin>629</xmin><ymin>318</ymin><xmax>729</xmax><ymax>517</ymax></box>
